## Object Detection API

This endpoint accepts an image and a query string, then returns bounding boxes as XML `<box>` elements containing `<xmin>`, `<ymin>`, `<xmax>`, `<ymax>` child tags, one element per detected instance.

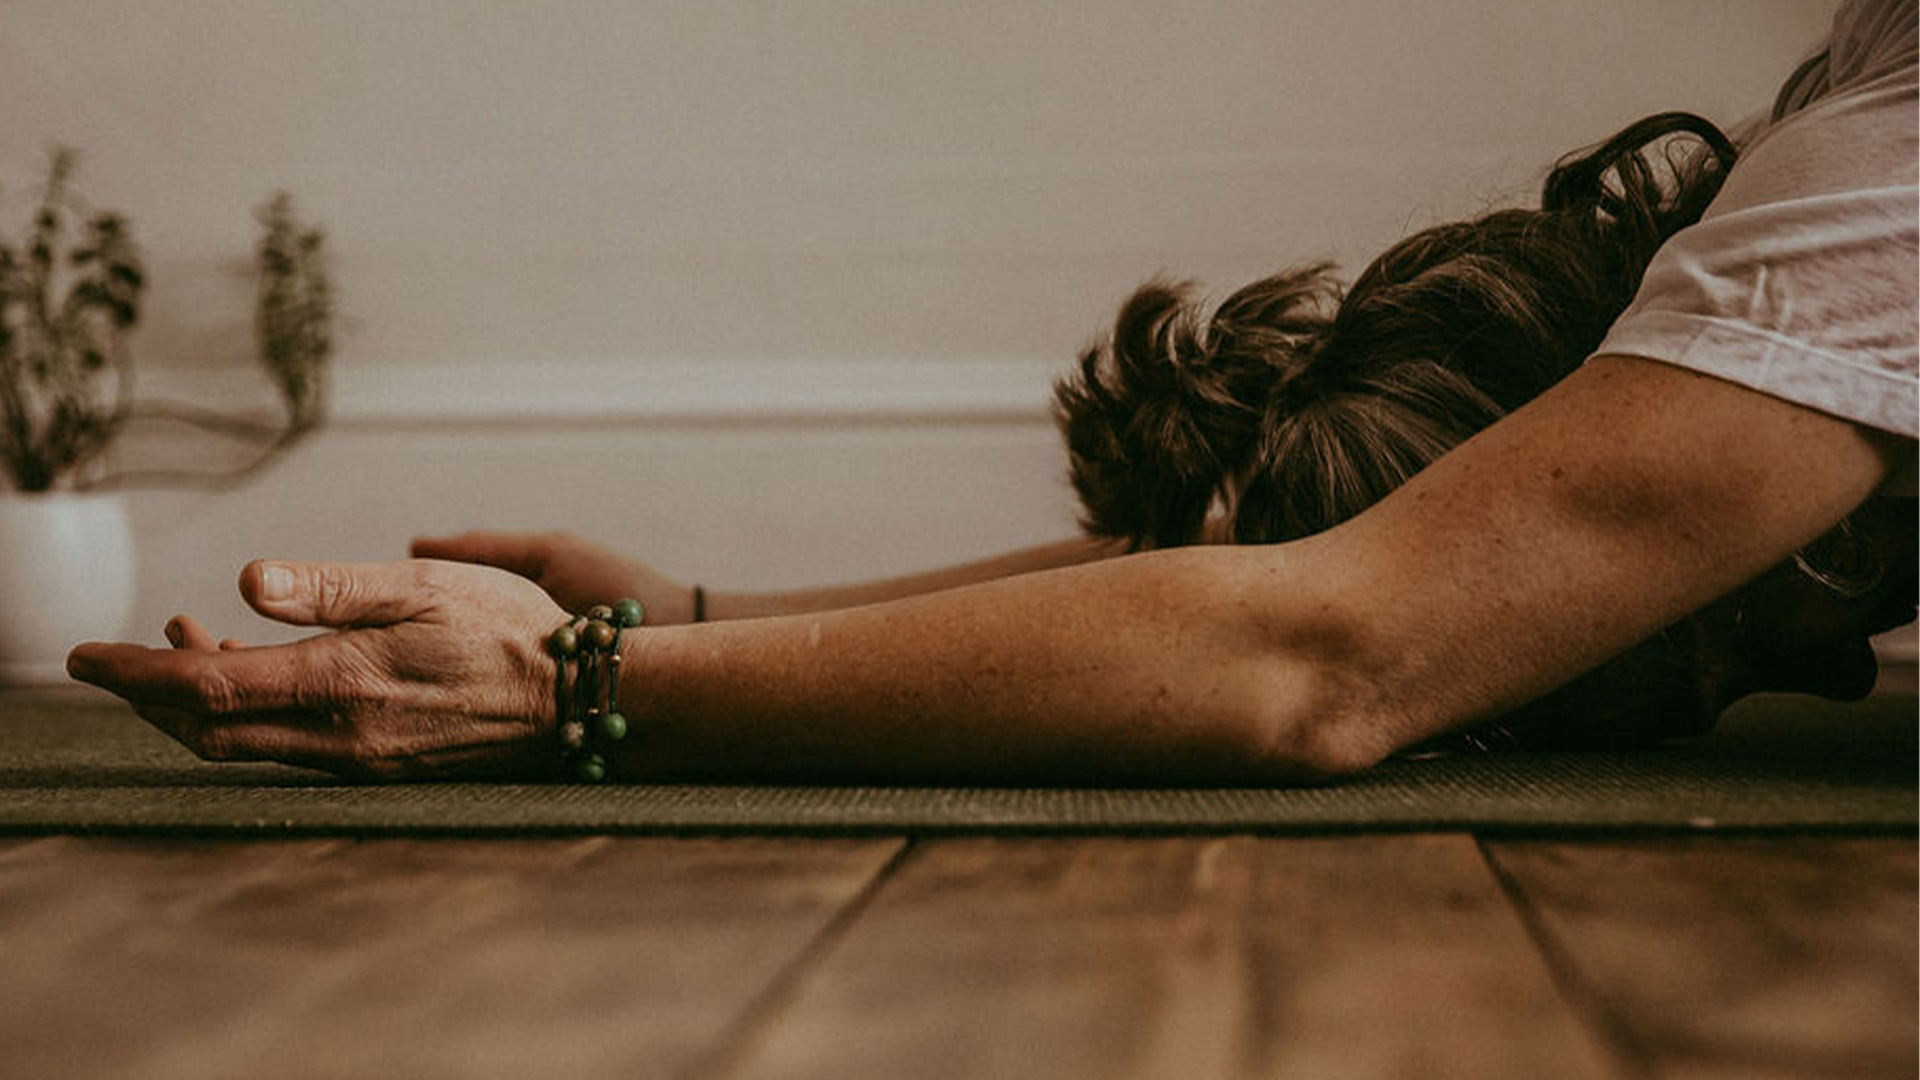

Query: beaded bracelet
<box><xmin>546</xmin><ymin>597</ymin><xmax>644</xmax><ymax>782</ymax></box>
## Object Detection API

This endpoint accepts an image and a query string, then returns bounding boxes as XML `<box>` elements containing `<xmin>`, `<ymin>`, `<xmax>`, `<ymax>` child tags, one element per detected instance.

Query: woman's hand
<box><xmin>411</xmin><ymin>530</ymin><xmax>697</xmax><ymax>624</ymax></box>
<box><xmin>66</xmin><ymin>558</ymin><xmax>571</xmax><ymax>781</ymax></box>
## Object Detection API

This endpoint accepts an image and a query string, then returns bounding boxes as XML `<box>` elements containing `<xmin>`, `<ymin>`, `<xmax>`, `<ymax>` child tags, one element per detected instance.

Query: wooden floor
<box><xmin>0</xmin><ymin>832</ymin><xmax>1911</xmax><ymax>1080</ymax></box>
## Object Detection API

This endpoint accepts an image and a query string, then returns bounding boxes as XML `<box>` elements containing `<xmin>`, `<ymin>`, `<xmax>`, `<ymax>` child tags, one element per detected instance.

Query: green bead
<box><xmin>547</xmin><ymin>625</ymin><xmax>579</xmax><ymax>657</ymax></box>
<box><xmin>612</xmin><ymin>597</ymin><xmax>644</xmax><ymax>628</ymax></box>
<box><xmin>597</xmin><ymin>711</ymin><xmax>628</xmax><ymax>742</ymax></box>
<box><xmin>573</xmin><ymin>753</ymin><xmax>608</xmax><ymax>783</ymax></box>
<box><xmin>587</xmin><ymin>604</ymin><xmax>614</xmax><ymax>622</ymax></box>
<box><xmin>582</xmin><ymin>619</ymin><xmax>616</xmax><ymax>650</ymax></box>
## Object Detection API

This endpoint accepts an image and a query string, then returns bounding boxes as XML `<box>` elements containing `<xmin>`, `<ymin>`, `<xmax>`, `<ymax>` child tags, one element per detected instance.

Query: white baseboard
<box><xmin>330</xmin><ymin>357</ymin><xmax>1062</xmax><ymax>425</ymax></box>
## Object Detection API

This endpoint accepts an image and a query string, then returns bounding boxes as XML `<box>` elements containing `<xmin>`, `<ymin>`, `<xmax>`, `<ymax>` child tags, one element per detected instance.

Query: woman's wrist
<box><xmin>543</xmin><ymin>598</ymin><xmax>645</xmax><ymax>781</ymax></box>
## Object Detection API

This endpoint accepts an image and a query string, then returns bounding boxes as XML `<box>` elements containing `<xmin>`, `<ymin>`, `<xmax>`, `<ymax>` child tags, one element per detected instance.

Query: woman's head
<box><xmin>1054</xmin><ymin>111</ymin><xmax>1910</xmax><ymax>745</ymax></box>
<box><xmin>1056</xmin><ymin>111</ymin><xmax>1737</xmax><ymax>552</ymax></box>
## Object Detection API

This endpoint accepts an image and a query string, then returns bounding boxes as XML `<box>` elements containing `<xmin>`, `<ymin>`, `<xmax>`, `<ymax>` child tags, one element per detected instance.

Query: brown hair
<box><xmin>1056</xmin><ymin>112</ymin><xmax>1737</xmax><ymax>551</ymax></box>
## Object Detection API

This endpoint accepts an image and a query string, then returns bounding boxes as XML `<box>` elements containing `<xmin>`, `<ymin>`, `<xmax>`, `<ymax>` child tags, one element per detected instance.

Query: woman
<box><xmin>1052</xmin><ymin>104</ymin><xmax>1912</xmax><ymax>753</ymax></box>
<box><xmin>70</xmin><ymin>0</ymin><xmax>1915</xmax><ymax>782</ymax></box>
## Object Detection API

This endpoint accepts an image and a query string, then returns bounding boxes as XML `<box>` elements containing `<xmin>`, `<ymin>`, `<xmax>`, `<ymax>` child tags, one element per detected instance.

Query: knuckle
<box><xmin>287</xmin><ymin>669</ymin><xmax>324</xmax><ymax>713</ymax></box>
<box><xmin>189</xmin><ymin>665</ymin><xmax>242</xmax><ymax>715</ymax></box>
<box><xmin>407</xmin><ymin>559</ymin><xmax>457</xmax><ymax>610</ymax></box>
<box><xmin>194</xmin><ymin>725</ymin><xmax>245</xmax><ymax>761</ymax></box>
<box><xmin>313</xmin><ymin>565</ymin><xmax>357</xmax><ymax>615</ymax></box>
<box><xmin>340</xmin><ymin>737</ymin><xmax>399</xmax><ymax>779</ymax></box>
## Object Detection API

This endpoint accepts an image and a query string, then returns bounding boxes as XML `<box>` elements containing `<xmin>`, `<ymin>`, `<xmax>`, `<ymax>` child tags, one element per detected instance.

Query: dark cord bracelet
<box><xmin>546</xmin><ymin>597</ymin><xmax>643</xmax><ymax>782</ymax></box>
<box><xmin>692</xmin><ymin>584</ymin><xmax>707</xmax><ymax>624</ymax></box>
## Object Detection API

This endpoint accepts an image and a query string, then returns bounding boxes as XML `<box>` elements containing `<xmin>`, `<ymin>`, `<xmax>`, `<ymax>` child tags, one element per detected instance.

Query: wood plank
<box><xmin>0</xmin><ymin>836</ymin><xmax>349</xmax><ymax>1080</ymax></box>
<box><xmin>0</xmin><ymin>835</ymin><xmax>903</xmax><ymax>1080</ymax></box>
<box><xmin>712</xmin><ymin>834</ymin><xmax>1618</xmax><ymax>1080</ymax></box>
<box><xmin>1485</xmin><ymin>837</ymin><xmax>1918</xmax><ymax>1080</ymax></box>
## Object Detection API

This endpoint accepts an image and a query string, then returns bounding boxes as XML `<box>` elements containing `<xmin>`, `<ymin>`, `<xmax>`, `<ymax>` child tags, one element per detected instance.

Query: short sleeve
<box><xmin>1592</xmin><ymin>0</ymin><xmax>1919</xmax><ymax>440</ymax></box>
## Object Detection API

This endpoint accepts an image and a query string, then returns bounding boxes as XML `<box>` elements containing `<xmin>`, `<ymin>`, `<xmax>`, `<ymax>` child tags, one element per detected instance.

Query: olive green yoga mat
<box><xmin>0</xmin><ymin>689</ymin><xmax>1912</xmax><ymax>835</ymax></box>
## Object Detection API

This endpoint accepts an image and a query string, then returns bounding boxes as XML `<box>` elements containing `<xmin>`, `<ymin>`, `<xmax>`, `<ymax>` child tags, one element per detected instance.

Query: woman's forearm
<box><xmin>703</xmin><ymin>535</ymin><xmax>1130</xmax><ymax>621</ymax></box>
<box><xmin>610</xmin><ymin>544</ymin><xmax>1364</xmax><ymax>784</ymax></box>
<box><xmin>607</xmin><ymin>359</ymin><xmax>1904</xmax><ymax>788</ymax></box>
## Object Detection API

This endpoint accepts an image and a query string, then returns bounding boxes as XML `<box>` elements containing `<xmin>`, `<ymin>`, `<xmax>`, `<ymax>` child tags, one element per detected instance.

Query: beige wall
<box><xmin>5</xmin><ymin>1</ymin><xmax>1828</xmax><ymax>372</ymax></box>
<box><xmin>0</xmin><ymin>2</ymin><xmax>1849</xmax><ymax>643</ymax></box>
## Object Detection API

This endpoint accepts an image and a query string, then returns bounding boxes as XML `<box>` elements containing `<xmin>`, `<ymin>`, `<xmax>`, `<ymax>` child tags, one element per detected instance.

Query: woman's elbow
<box><xmin>1231</xmin><ymin>659</ymin><xmax>1405</xmax><ymax>784</ymax></box>
<box><xmin>1251</xmin><ymin>704</ymin><xmax>1398</xmax><ymax>784</ymax></box>
<box><xmin>1162</xmin><ymin>545</ymin><xmax>1412</xmax><ymax>783</ymax></box>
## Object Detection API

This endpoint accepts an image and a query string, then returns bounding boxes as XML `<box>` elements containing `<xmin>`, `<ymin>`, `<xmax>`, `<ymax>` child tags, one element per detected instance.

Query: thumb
<box><xmin>241</xmin><ymin>559</ymin><xmax>435</xmax><ymax>627</ymax></box>
<box><xmin>410</xmin><ymin>531</ymin><xmax>548</xmax><ymax>577</ymax></box>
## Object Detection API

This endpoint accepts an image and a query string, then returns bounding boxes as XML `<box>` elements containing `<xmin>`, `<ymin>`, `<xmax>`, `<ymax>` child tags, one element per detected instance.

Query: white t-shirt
<box><xmin>1594</xmin><ymin>0</ymin><xmax>1919</xmax><ymax>450</ymax></box>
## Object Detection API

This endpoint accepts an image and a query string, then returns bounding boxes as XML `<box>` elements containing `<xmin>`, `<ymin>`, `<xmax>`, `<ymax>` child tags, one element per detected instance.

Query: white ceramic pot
<box><xmin>0</xmin><ymin>492</ymin><xmax>137</xmax><ymax>685</ymax></box>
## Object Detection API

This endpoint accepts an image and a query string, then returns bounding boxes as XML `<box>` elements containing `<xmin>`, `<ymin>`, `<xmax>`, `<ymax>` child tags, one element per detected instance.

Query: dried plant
<box><xmin>254</xmin><ymin>191</ymin><xmax>331</xmax><ymax>439</ymax></box>
<box><xmin>0</xmin><ymin>148</ymin><xmax>332</xmax><ymax>492</ymax></box>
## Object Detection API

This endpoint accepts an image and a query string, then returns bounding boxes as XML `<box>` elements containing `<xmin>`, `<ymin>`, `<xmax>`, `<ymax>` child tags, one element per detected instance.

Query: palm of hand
<box><xmin>70</xmin><ymin>559</ymin><xmax>573</xmax><ymax>781</ymax></box>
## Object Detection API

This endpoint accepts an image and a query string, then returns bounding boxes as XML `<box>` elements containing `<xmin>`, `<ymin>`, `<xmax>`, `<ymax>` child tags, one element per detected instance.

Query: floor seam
<box><xmin>675</xmin><ymin>836</ymin><xmax>918</xmax><ymax>1080</ymax></box>
<box><xmin>1476</xmin><ymin>836</ymin><xmax>1662</xmax><ymax>1080</ymax></box>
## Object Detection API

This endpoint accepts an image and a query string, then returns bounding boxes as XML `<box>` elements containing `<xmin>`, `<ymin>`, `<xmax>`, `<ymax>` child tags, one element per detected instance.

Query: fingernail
<box><xmin>260</xmin><ymin>563</ymin><xmax>295</xmax><ymax>601</ymax></box>
<box><xmin>164</xmin><ymin>619</ymin><xmax>184</xmax><ymax>647</ymax></box>
<box><xmin>65</xmin><ymin>648</ymin><xmax>97</xmax><ymax>680</ymax></box>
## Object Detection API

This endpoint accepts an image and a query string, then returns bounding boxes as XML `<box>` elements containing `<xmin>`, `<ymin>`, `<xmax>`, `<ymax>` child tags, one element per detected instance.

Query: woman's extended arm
<box><xmin>590</xmin><ymin>355</ymin><xmax>1908</xmax><ymax>782</ymax></box>
<box><xmin>1314</xmin><ymin>355</ymin><xmax>1906</xmax><ymax>742</ymax></box>
<box><xmin>567</xmin><ymin>360</ymin><xmax>1902</xmax><ymax>783</ymax></box>
<box><xmin>703</xmin><ymin>535</ymin><xmax>1132</xmax><ymax>620</ymax></box>
<box><xmin>69</xmin><ymin>357</ymin><xmax>1907</xmax><ymax>784</ymax></box>
<box><xmin>409</xmin><ymin>531</ymin><xmax>1127</xmax><ymax>623</ymax></box>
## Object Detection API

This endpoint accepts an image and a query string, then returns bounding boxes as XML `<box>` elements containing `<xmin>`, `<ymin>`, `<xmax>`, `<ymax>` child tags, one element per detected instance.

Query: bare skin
<box><xmin>406</xmin><ymin>531</ymin><xmax>1130</xmax><ymax>625</ymax></box>
<box><xmin>68</xmin><ymin>357</ymin><xmax>1909</xmax><ymax>784</ymax></box>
